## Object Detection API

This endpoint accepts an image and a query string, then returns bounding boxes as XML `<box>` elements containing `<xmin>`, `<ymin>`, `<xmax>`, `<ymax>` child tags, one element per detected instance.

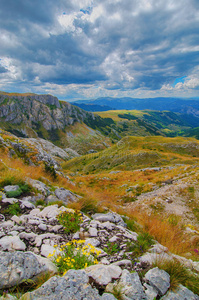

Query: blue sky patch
<box><xmin>172</xmin><ymin>76</ymin><xmax>187</xmax><ymax>87</ymax></box>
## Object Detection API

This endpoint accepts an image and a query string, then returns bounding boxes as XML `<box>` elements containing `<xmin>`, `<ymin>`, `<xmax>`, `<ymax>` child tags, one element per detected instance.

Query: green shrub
<box><xmin>127</xmin><ymin>232</ymin><xmax>154</xmax><ymax>258</ymax></box>
<box><xmin>4</xmin><ymin>202</ymin><xmax>21</xmax><ymax>215</ymax></box>
<box><xmin>57</xmin><ymin>210</ymin><xmax>82</xmax><ymax>233</ymax></box>
<box><xmin>5</xmin><ymin>183</ymin><xmax>32</xmax><ymax>198</ymax></box>
<box><xmin>35</xmin><ymin>199</ymin><xmax>46</xmax><ymax>206</ymax></box>
<box><xmin>6</xmin><ymin>188</ymin><xmax>23</xmax><ymax>198</ymax></box>
<box><xmin>103</xmin><ymin>241</ymin><xmax>120</xmax><ymax>255</ymax></box>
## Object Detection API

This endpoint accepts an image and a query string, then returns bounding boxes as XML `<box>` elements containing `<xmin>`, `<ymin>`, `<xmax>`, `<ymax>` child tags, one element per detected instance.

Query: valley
<box><xmin>0</xmin><ymin>93</ymin><xmax>199</xmax><ymax>299</ymax></box>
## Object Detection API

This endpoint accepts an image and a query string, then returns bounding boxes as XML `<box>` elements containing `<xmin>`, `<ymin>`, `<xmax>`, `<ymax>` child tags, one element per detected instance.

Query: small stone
<box><xmin>149</xmin><ymin>243</ymin><xmax>168</xmax><ymax>254</ymax></box>
<box><xmin>11</xmin><ymin>215</ymin><xmax>21</xmax><ymax>224</ymax></box>
<box><xmin>144</xmin><ymin>283</ymin><xmax>158</xmax><ymax>300</ymax></box>
<box><xmin>92</xmin><ymin>213</ymin><xmax>115</xmax><ymax>223</ymax></box>
<box><xmin>4</xmin><ymin>185</ymin><xmax>19</xmax><ymax>192</ymax></box>
<box><xmin>2</xmin><ymin>198</ymin><xmax>18</xmax><ymax>204</ymax></box>
<box><xmin>100</xmin><ymin>258</ymin><xmax>110</xmax><ymax>265</ymax></box>
<box><xmin>0</xmin><ymin>235</ymin><xmax>26</xmax><ymax>251</ymax></box>
<box><xmin>20</xmin><ymin>200</ymin><xmax>35</xmax><ymax>209</ymax></box>
<box><xmin>119</xmin><ymin>269</ymin><xmax>146</xmax><ymax>300</ymax></box>
<box><xmin>89</xmin><ymin>220</ymin><xmax>100</xmax><ymax>228</ymax></box>
<box><xmin>89</xmin><ymin>227</ymin><xmax>98</xmax><ymax>237</ymax></box>
<box><xmin>40</xmin><ymin>244</ymin><xmax>56</xmax><ymax>258</ymax></box>
<box><xmin>101</xmin><ymin>293</ymin><xmax>117</xmax><ymax>300</ymax></box>
<box><xmin>35</xmin><ymin>236</ymin><xmax>42</xmax><ymax>247</ymax></box>
<box><xmin>28</xmin><ymin>219</ymin><xmax>40</xmax><ymax>225</ymax></box>
<box><xmin>54</xmin><ymin>188</ymin><xmax>79</xmax><ymax>204</ymax></box>
<box><xmin>102</xmin><ymin>221</ymin><xmax>115</xmax><ymax>230</ymax></box>
<box><xmin>1</xmin><ymin>220</ymin><xmax>14</xmax><ymax>229</ymax></box>
<box><xmin>112</xmin><ymin>259</ymin><xmax>132</xmax><ymax>268</ymax></box>
<box><xmin>39</xmin><ymin>205</ymin><xmax>59</xmax><ymax>219</ymax></box>
<box><xmin>84</xmin><ymin>238</ymin><xmax>101</xmax><ymax>247</ymax></box>
<box><xmin>29</xmin><ymin>208</ymin><xmax>41</xmax><ymax>216</ymax></box>
<box><xmin>8</xmin><ymin>231</ymin><xmax>19</xmax><ymax>236</ymax></box>
<box><xmin>123</xmin><ymin>231</ymin><xmax>138</xmax><ymax>241</ymax></box>
<box><xmin>109</xmin><ymin>235</ymin><xmax>118</xmax><ymax>243</ymax></box>
<box><xmin>72</xmin><ymin>231</ymin><xmax>80</xmax><ymax>239</ymax></box>
<box><xmin>19</xmin><ymin>232</ymin><xmax>37</xmax><ymax>240</ymax></box>
<box><xmin>38</xmin><ymin>223</ymin><xmax>47</xmax><ymax>231</ymax></box>
<box><xmin>161</xmin><ymin>284</ymin><xmax>198</xmax><ymax>300</ymax></box>
<box><xmin>51</xmin><ymin>225</ymin><xmax>63</xmax><ymax>233</ymax></box>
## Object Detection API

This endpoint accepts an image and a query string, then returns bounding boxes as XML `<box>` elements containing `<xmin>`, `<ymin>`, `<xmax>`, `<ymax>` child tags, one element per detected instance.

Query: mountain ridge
<box><xmin>73</xmin><ymin>96</ymin><xmax>199</xmax><ymax>117</ymax></box>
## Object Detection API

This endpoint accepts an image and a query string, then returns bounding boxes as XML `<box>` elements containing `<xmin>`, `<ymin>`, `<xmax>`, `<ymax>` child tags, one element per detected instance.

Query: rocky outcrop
<box><xmin>0</xmin><ymin>180</ymin><xmax>198</xmax><ymax>299</ymax></box>
<box><xmin>0</xmin><ymin>93</ymin><xmax>93</xmax><ymax>132</ymax></box>
<box><xmin>23</xmin><ymin>269</ymin><xmax>104</xmax><ymax>300</ymax></box>
<box><xmin>0</xmin><ymin>94</ymin><xmax>111</xmax><ymax>155</ymax></box>
<box><xmin>0</xmin><ymin>130</ymin><xmax>79</xmax><ymax>173</ymax></box>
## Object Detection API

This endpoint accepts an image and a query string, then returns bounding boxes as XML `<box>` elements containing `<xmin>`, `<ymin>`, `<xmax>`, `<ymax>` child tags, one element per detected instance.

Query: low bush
<box><xmin>6</xmin><ymin>188</ymin><xmax>23</xmax><ymax>198</ymax></box>
<box><xmin>4</xmin><ymin>202</ymin><xmax>21</xmax><ymax>215</ymax></box>
<box><xmin>126</xmin><ymin>231</ymin><xmax>154</xmax><ymax>259</ymax></box>
<box><xmin>57</xmin><ymin>210</ymin><xmax>82</xmax><ymax>233</ymax></box>
<box><xmin>103</xmin><ymin>241</ymin><xmax>120</xmax><ymax>255</ymax></box>
<box><xmin>5</xmin><ymin>183</ymin><xmax>32</xmax><ymax>198</ymax></box>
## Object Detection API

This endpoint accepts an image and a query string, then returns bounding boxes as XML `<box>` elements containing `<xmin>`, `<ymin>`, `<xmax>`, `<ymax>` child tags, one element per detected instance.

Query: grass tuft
<box><xmin>152</xmin><ymin>258</ymin><xmax>199</xmax><ymax>294</ymax></box>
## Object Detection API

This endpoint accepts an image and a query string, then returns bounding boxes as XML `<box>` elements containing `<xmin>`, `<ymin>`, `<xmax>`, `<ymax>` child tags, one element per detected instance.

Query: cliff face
<box><xmin>0</xmin><ymin>93</ymin><xmax>93</xmax><ymax>131</ymax></box>
<box><xmin>0</xmin><ymin>93</ymin><xmax>111</xmax><ymax>154</ymax></box>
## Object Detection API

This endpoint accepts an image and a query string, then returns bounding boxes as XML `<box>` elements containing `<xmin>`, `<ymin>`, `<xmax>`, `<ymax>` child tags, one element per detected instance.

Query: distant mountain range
<box><xmin>72</xmin><ymin>97</ymin><xmax>199</xmax><ymax>116</ymax></box>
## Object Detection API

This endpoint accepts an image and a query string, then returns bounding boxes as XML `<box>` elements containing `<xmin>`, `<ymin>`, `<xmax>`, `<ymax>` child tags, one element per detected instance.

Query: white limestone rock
<box><xmin>0</xmin><ymin>251</ymin><xmax>57</xmax><ymax>289</ymax></box>
<box><xmin>0</xmin><ymin>235</ymin><xmax>26</xmax><ymax>251</ymax></box>
<box><xmin>2</xmin><ymin>198</ymin><xmax>18</xmax><ymax>204</ymax></box>
<box><xmin>85</xmin><ymin>264</ymin><xmax>122</xmax><ymax>286</ymax></box>
<box><xmin>144</xmin><ymin>267</ymin><xmax>170</xmax><ymax>296</ymax></box>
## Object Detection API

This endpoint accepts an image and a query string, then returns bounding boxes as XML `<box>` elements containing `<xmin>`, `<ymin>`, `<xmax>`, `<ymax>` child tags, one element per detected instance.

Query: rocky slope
<box><xmin>0</xmin><ymin>92</ymin><xmax>111</xmax><ymax>154</ymax></box>
<box><xmin>0</xmin><ymin>183</ymin><xmax>199</xmax><ymax>299</ymax></box>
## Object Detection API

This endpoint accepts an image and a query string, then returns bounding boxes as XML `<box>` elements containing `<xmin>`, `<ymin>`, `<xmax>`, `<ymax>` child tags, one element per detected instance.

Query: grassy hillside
<box><xmin>1</xmin><ymin>126</ymin><xmax>199</xmax><ymax>274</ymax></box>
<box><xmin>96</xmin><ymin>110</ymin><xmax>199</xmax><ymax>138</ymax></box>
<box><xmin>62</xmin><ymin>136</ymin><xmax>199</xmax><ymax>173</ymax></box>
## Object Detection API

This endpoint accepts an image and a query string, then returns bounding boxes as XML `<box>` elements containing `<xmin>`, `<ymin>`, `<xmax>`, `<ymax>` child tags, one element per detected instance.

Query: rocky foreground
<box><xmin>0</xmin><ymin>182</ymin><xmax>199</xmax><ymax>299</ymax></box>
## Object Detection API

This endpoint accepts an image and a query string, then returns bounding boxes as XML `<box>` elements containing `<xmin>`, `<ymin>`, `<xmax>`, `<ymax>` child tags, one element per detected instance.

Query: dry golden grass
<box><xmin>124</xmin><ymin>208</ymin><xmax>198</xmax><ymax>258</ymax></box>
<box><xmin>95</xmin><ymin>110</ymin><xmax>148</xmax><ymax>121</ymax></box>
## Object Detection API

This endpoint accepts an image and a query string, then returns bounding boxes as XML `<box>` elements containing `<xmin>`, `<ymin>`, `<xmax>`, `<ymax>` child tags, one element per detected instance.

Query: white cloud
<box><xmin>0</xmin><ymin>57</ymin><xmax>22</xmax><ymax>80</ymax></box>
<box><xmin>161</xmin><ymin>76</ymin><xmax>199</xmax><ymax>92</ymax></box>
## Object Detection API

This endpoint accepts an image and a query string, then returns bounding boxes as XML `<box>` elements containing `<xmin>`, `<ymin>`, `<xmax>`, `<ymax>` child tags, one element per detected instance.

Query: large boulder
<box><xmin>22</xmin><ymin>269</ymin><xmax>102</xmax><ymax>300</ymax></box>
<box><xmin>144</xmin><ymin>267</ymin><xmax>170</xmax><ymax>296</ymax></box>
<box><xmin>85</xmin><ymin>264</ymin><xmax>122</xmax><ymax>286</ymax></box>
<box><xmin>54</xmin><ymin>188</ymin><xmax>80</xmax><ymax>204</ymax></box>
<box><xmin>161</xmin><ymin>284</ymin><xmax>199</xmax><ymax>300</ymax></box>
<box><xmin>0</xmin><ymin>251</ymin><xmax>57</xmax><ymax>289</ymax></box>
<box><xmin>118</xmin><ymin>269</ymin><xmax>146</xmax><ymax>300</ymax></box>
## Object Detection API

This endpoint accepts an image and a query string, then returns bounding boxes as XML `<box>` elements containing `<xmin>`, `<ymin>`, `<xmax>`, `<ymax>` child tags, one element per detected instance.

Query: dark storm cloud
<box><xmin>0</xmin><ymin>0</ymin><xmax>199</xmax><ymax>97</ymax></box>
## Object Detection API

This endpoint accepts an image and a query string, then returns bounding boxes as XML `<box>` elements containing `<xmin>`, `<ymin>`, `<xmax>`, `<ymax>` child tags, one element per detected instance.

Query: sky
<box><xmin>0</xmin><ymin>0</ymin><xmax>199</xmax><ymax>101</ymax></box>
